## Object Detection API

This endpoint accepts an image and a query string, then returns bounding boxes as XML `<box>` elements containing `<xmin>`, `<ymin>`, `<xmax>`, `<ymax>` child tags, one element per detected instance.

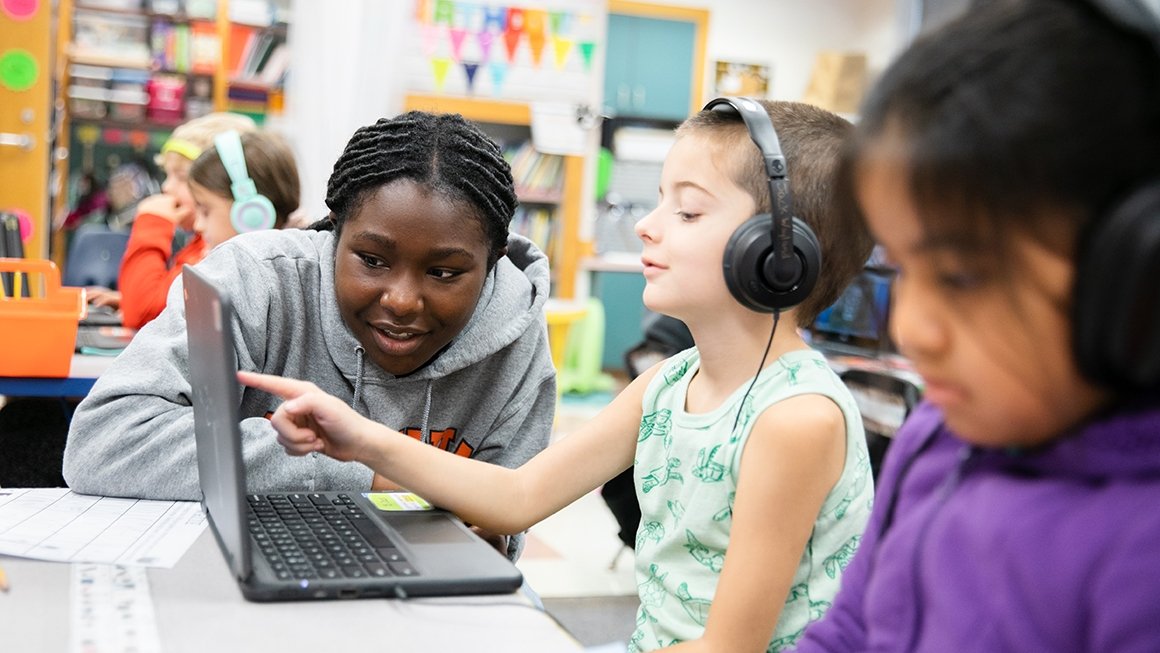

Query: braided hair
<box><xmin>313</xmin><ymin>111</ymin><xmax>518</xmax><ymax>268</ymax></box>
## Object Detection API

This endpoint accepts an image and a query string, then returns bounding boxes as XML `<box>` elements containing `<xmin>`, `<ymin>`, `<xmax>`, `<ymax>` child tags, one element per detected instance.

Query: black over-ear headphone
<box><xmin>1072</xmin><ymin>0</ymin><xmax>1160</xmax><ymax>389</ymax></box>
<box><xmin>704</xmin><ymin>97</ymin><xmax>822</xmax><ymax>313</ymax></box>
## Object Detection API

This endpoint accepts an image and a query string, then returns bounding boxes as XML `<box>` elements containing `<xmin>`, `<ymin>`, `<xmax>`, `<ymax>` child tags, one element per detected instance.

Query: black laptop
<box><xmin>181</xmin><ymin>265</ymin><xmax>524</xmax><ymax>602</ymax></box>
<box><xmin>809</xmin><ymin>265</ymin><xmax>896</xmax><ymax>359</ymax></box>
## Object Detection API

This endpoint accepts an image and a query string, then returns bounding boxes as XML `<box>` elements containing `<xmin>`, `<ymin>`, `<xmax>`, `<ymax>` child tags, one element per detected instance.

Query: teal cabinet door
<box><xmin>632</xmin><ymin>17</ymin><xmax>695</xmax><ymax>121</ymax></box>
<box><xmin>603</xmin><ymin>14</ymin><xmax>639</xmax><ymax>117</ymax></box>
<box><xmin>602</xmin><ymin>14</ymin><xmax>695</xmax><ymax>121</ymax></box>
<box><xmin>592</xmin><ymin>270</ymin><xmax>648</xmax><ymax>372</ymax></box>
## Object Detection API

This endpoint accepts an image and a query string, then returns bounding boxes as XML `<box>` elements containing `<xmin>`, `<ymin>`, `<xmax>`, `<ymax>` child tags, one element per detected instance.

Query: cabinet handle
<box><xmin>633</xmin><ymin>85</ymin><xmax>646</xmax><ymax>109</ymax></box>
<box><xmin>0</xmin><ymin>133</ymin><xmax>34</xmax><ymax>151</ymax></box>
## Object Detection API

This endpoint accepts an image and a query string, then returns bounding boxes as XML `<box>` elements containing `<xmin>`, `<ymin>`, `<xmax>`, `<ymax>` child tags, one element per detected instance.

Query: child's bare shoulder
<box><xmin>757</xmin><ymin>393</ymin><xmax>845</xmax><ymax>442</ymax></box>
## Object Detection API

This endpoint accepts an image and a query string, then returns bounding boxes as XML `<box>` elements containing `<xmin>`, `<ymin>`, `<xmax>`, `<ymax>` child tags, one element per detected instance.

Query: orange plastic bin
<box><xmin>0</xmin><ymin>258</ymin><xmax>85</xmax><ymax>378</ymax></box>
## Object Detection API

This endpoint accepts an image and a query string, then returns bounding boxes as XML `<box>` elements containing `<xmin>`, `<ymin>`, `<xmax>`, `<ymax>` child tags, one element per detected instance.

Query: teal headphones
<box><xmin>213</xmin><ymin>130</ymin><xmax>277</xmax><ymax>233</ymax></box>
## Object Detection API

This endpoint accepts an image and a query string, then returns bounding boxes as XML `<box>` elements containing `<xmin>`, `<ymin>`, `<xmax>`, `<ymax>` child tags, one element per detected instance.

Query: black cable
<box><xmin>391</xmin><ymin>594</ymin><xmax>580</xmax><ymax>632</ymax></box>
<box><xmin>732</xmin><ymin>310</ymin><xmax>780</xmax><ymax>435</ymax></box>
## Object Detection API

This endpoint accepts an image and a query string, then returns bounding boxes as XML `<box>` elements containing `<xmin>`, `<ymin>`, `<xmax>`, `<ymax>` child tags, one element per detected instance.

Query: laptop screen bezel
<box><xmin>183</xmin><ymin>264</ymin><xmax>252</xmax><ymax>582</ymax></box>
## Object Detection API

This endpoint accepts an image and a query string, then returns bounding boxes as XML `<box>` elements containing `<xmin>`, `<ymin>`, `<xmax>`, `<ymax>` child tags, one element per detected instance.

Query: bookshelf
<box><xmin>51</xmin><ymin>0</ymin><xmax>290</xmax><ymax>266</ymax></box>
<box><xmin>402</xmin><ymin>93</ymin><xmax>589</xmax><ymax>300</ymax></box>
<box><xmin>62</xmin><ymin>0</ymin><xmax>288</xmax><ymax>127</ymax></box>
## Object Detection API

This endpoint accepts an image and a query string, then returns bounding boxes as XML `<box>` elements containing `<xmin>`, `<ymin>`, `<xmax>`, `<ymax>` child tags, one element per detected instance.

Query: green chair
<box><xmin>558</xmin><ymin>297</ymin><xmax>615</xmax><ymax>395</ymax></box>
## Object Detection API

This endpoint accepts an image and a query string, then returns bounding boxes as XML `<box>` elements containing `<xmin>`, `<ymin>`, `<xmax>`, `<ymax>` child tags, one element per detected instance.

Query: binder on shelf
<box><xmin>226</xmin><ymin>23</ymin><xmax>258</xmax><ymax>76</ymax></box>
<box><xmin>150</xmin><ymin>19</ymin><xmax>174</xmax><ymax>70</ymax></box>
<box><xmin>190</xmin><ymin>22</ymin><xmax>220</xmax><ymax>75</ymax></box>
<box><xmin>257</xmin><ymin>44</ymin><xmax>290</xmax><ymax>86</ymax></box>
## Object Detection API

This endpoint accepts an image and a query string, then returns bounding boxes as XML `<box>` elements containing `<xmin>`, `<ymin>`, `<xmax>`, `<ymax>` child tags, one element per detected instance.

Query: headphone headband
<box><xmin>703</xmin><ymin>97</ymin><xmax>799</xmax><ymax>289</ymax></box>
<box><xmin>704</xmin><ymin>97</ymin><xmax>787</xmax><ymax>180</ymax></box>
<box><xmin>214</xmin><ymin>131</ymin><xmax>257</xmax><ymax>202</ymax></box>
<box><xmin>1089</xmin><ymin>0</ymin><xmax>1160</xmax><ymax>52</ymax></box>
<box><xmin>211</xmin><ymin>130</ymin><xmax>277</xmax><ymax>233</ymax></box>
<box><xmin>705</xmin><ymin>96</ymin><xmax>821</xmax><ymax>312</ymax></box>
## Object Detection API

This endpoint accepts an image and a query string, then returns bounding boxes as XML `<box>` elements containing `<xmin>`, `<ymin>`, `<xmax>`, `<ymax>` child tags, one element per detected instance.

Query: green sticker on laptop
<box><xmin>365</xmin><ymin>492</ymin><xmax>433</xmax><ymax>511</ymax></box>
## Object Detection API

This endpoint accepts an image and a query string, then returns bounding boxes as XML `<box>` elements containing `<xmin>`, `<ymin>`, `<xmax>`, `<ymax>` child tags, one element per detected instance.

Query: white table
<box><xmin>0</xmin><ymin>528</ymin><xmax>584</xmax><ymax>652</ymax></box>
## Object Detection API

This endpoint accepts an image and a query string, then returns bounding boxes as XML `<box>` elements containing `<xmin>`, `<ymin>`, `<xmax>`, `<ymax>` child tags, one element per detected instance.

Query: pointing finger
<box><xmin>237</xmin><ymin>371</ymin><xmax>316</xmax><ymax>399</ymax></box>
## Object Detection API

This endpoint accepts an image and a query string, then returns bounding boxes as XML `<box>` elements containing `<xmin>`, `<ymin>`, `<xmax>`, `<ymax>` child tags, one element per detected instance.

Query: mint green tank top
<box><xmin>629</xmin><ymin>348</ymin><xmax>873</xmax><ymax>652</ymax></box>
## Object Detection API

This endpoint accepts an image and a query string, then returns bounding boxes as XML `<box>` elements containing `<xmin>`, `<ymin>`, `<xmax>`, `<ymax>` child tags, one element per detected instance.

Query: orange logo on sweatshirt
<box><xmin>402</xmin><ymin>427</ymin><xmax>474</xmax><ymax>458</ymax></box>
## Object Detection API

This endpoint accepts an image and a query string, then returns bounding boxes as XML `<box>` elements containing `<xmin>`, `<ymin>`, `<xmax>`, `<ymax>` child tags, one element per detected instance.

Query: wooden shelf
<box><xmin>403</xmin><ymin>94</ymin><xmax>532</xmax><ymax>126</ymax></box>
<box><xmin>516</xmin><ymin>189</ymin><xmax>563</xmax><ymax>204</ymax></box>
<box><xmin>70</xmin><ymin>116</ymin><xmax>179</xmax><ymax>132</ymax></box>
<box><xmin>67</xmin><ymin>50</ymin><xmax>152</xmax><ymax>70</ymax></box>
<box><xmin>401</xmin><ymin>93</ymin><xmax>588</xmax><ymax>298</ymax></box>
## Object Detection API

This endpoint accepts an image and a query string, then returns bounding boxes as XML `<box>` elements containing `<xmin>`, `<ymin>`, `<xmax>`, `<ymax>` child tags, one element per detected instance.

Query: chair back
<box><xmin>840</xmin><ymin>368</ymin><xmax>922</xmax><ymax>480</ymax></box>
<box><xmin>63</xmin><ymin>227</ymin><xmax>130</xmax><ymax>289</ymax></box>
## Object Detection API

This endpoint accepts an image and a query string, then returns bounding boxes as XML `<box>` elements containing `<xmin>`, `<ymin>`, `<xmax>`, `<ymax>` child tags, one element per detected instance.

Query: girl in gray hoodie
<box><xmin>63</xmin><ymin>112</ymin><xmax>556</xmax><ymax>556</ymax></box>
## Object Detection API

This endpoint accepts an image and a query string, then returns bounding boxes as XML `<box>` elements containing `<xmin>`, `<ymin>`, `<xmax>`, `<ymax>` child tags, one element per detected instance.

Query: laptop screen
<box><xmin>810</xmin><ymin>265</ymin><xmax>895</xmax><ymax>354</ymax></box>
<box><xmin>183</xmin><ymin>264</ymin><xmax>252</xmax><ymax>582</ymax></box>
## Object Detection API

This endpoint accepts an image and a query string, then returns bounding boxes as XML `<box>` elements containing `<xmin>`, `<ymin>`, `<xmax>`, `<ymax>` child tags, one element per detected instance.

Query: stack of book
<box><xmin>71</xmin><ymin>9</ymin><xmax>151</xmax><ymax>68</ymax></box>
<box><xmin>226</xmin><ymin>24</ymin><xmax>289</xmax><ymax>86</ymax></box>
<box><xmin>511</xmin><ymin>205</ymin><xmax>556</xmax><ymax>256</ymax></box>
<box><xmin>505</xmin><ymin>142</ymin><xmax>564</xmax><ymax>200</ymax></box>
<box><xmin>149</xmin><ymin>19</ymin><xmax>219</xmax><ymax>74</ymax></box>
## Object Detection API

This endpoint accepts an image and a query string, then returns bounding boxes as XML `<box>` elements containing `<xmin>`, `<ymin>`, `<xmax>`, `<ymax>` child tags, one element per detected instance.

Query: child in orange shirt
<box><xmin>88</xmin><ymin>112</ymin><xmax>256</xmax><ymax>327</ymax></box>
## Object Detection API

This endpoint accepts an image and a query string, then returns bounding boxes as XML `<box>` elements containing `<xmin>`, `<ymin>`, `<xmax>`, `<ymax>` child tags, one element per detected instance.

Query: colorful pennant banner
<box><xmin>412</xmin><ymin>0</ymin><xmax>600</xmax><ymax>97</ymax></box>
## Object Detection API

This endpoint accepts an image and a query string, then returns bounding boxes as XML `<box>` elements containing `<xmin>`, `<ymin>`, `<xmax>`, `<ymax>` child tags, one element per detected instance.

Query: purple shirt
<box><xmin>795</xmin><ymin>399</ymin><xmax>1160</xmax><ymax>652</ymax></box>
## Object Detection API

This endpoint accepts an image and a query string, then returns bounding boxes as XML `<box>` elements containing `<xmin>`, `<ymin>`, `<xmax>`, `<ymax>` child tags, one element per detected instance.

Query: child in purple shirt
<box><xmin>795</xmin><ymin>0</ymin><xmax>1160</xmax><ymax>651</ymax></box>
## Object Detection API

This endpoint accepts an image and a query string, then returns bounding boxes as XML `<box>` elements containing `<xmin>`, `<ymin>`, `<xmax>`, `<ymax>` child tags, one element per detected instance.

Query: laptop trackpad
<box><xmin>384</xmin><ymin>513</ymin><xmax>474</xmax><ymax>544</ymax></box>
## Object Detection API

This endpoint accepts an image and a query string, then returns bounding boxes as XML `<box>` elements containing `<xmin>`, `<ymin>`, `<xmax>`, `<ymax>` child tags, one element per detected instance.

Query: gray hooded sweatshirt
<box><xmin>63</xmin><ymin>229</ymin><xmax>556</xmax><ymax>544</ymax></box>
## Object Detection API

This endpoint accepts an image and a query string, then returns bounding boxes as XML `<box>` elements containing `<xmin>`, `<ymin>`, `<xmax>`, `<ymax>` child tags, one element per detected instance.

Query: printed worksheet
<box><xmin>0</xmin><ymin>488</ymin><xmax>205</xmax><ymax>567</ymax></box>
<box><xmin>71</xmin><ymin>564</ymin><xmax>162</xmax><ymax>653</ymax></box>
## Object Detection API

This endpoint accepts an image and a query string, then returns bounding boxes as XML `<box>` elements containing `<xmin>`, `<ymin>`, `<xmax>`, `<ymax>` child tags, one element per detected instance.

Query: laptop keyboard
<box><xmin>247</xmin><ymin>493</ymin><xmax>418</xmax><ymax>581</ymax></box>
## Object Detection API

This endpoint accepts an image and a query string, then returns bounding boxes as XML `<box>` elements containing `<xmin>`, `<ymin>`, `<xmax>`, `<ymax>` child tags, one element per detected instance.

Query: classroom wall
<box><xmin>284</xmin><ymin>0</ymin><xmax>913</xmax><ymax>226</ymax></box>
<box><xmin>283</xmin><ymin>0</ymin><xmax>410</xmax><ymax>223</ymax></box>
<box><xmin>662</xmin><ymin>0</ymin><xmax>910</xmax><ymax>104</ymax></box>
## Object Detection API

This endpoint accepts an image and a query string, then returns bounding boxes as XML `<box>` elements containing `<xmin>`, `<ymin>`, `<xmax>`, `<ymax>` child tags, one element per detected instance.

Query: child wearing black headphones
<box><xmin>794</xmin><ymin>0</ymin><xmax>1160</xmax><ymax>650</ymax></box>
<box><xmin>242</xmin><ymin>99</ymin><xmax>876</xmax><ymax>652</ymax></box>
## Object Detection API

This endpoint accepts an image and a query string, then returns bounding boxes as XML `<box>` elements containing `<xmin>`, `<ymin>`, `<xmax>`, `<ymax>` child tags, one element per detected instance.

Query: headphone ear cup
<box><xmin>1073</xmin><ymin>181</ymin><xmax>1160</xmax><ymax>389</ymax></box>
<box><xmin>230</xmin><ymin>195</ymin><xmax>277</xmax><ymax>233</ymax></box>
<box><xmin>723</xmin><ymin>213</ymin><xmax>821</xmax><ymax>312</ymax></box>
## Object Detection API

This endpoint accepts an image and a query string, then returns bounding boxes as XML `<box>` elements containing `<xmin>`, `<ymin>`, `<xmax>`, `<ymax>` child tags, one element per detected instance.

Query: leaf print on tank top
<box><xmin>676</xmin><ymin>582</ymin><xmax>712</xmax><ymax>626</ymax></box>
<box><xmin>693</xmin><ymin>444</ymin><xmax>727</xmax><ymax>482</ymax></box>
<box><xmin>822</xmin><ymin>535</ymin><xmax>861</xmax><ymax>579</ymax></box>
<box><xmin>642</xmin><ymin>456</ymin><xmax>683</xmax><ymax>493</ymax></box>
<box><xmin>639</xmin><ymin>409</ymin><xmax>673</xmax><ymax>449</ymax></box>
<box><xmin>637</xmin><ymin>520</ymin><xmax>666</xmax><ymax>549</ymax></box>
<box><xmin>683</xmin><ymin>529</ymin><xmax>724</xmax><ymax>572</ymax></box>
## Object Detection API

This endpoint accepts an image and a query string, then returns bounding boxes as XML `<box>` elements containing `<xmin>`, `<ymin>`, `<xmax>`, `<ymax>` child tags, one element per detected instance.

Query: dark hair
<box><xmin>316</xmin><ymin>111</ymin><xmax>518</xmax><ymax>268</ymax></box>
<box><xmin>844</xmin><ymin>0</ymin><xmax>1160</xmax><ymax>266</ymax></box>
<box><xmin>678</xmin><ymin>100</ymin><xmax>873</xmax><ymax>327</ymax></box>
<box><xmin>190</xmin><ymin>131</ymin><xmax>300</xmax><ymax>228</ymax></box>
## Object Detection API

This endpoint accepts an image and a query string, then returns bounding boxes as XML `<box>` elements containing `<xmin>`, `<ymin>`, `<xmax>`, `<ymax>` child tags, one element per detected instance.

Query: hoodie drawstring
<box><xmin>351</xmin><ymin>346</ymin><xmax>433</xmax><ymax>445</ymax></box>
<box><xmin>352</xmin><ymin>346</ymin><xmax>366</xmax><ymax>408</ymax></box>
<box><xmin>420</xmin><ymin>381</ymin><xmax>433</xmax><ymax>445</ymax></box>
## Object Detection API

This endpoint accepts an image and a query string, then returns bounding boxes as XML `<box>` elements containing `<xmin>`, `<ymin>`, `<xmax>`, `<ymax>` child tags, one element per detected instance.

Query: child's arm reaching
<box><xmin>238</xmin><ymin>368</ymin><xmax>650</xmax><ymax>536</ymax></box>
<box><xmin>237</xmin><ymin>371</ymin><xmax>382</xmax><ymax>462</ymax></box>
<box><xmin>666</xmin><ymin>394</ymin><xmax>848</xmax><ymax>653</ymax></box>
